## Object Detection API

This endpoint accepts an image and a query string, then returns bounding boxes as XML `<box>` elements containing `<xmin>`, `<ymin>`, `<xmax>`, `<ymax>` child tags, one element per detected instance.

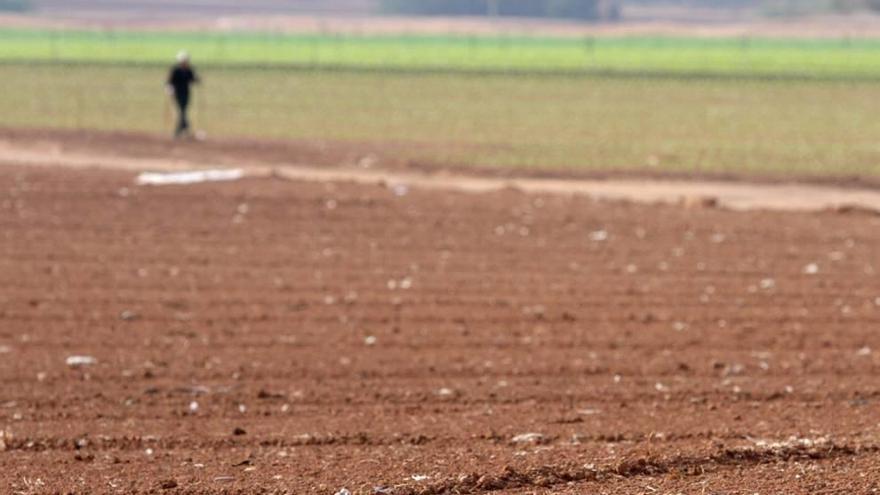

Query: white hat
<box><xmin>176</xmin><ymin>50</ymin><xmax>190</xmax><ymax>63</ymax></box>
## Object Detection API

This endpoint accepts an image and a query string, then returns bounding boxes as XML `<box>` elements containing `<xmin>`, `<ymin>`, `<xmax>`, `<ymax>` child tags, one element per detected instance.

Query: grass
<box><xmin>3</xmin><ymin>28</ymin><xmax>880</xmax><ymax>78</ymax></box>
<box><xmin>3</xmin><ymin>63</ymin><xmax>880</xmax><ymax>176</ymax></box>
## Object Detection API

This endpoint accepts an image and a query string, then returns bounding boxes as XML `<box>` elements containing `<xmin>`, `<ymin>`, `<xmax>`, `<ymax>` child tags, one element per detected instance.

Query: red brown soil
<box><xmin>3</xmin><ymin>136</ymin><xmax>880</xmax><ymax>494</ymax></box>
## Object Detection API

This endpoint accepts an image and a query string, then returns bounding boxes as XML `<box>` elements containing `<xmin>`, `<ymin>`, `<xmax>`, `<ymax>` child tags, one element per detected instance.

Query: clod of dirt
<box><xmin>233</xmin><ymin>427</ymin><xmax>247</xmax><ymax>436</ymax></box>
<box><xmin>159</xmin><ymin>479</ymin><xmax>178</xmax><ymax>490</ymax></box>
<box><xmin>65</xmin><ymin>355</ymin><xmax>97</xmax><ymax>367</ymax></box>
<box><xmin>682</xmin><ymin>195</ymin><xmax>719</xmax><ymax>209</ymax></box>
<box><xmin>831</xmin><ymin>203</ymin><xmax>880</xmax><ymax>216</ymax></box>
<box><xmin>257</xmin><ymin>389</ymin><xmax>285</xmax><ymax>400</ymax></box>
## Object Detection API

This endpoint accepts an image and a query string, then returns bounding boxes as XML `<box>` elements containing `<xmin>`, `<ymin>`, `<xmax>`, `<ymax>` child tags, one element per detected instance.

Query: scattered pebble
<box><xmin>759</xmin><ymin>278</ymin><xmax>776</xmax><ymax>290</ymax></box>
<box><xmin>66</xmin><ymin>355</ymin><xmax>97</xmax><ymax>367</ymax></box>
<box><xmin>214</xmin><ymin>476</ymin><xmax>235</xmax><ymax>483</ymax></box>
<box><xmin>436</xmin><ymin>387</ymin><xmax>454</xmax><ymax>397</ymax></box>
<box><xmin>411</xmin><ymin>474</ymin><xmax>430</xmax><ymax>481</ymax></box>
<box><xmin>803</xmin><ymin>263</ymin><xmax>820</xmax><ymax>275</ymax></box>
<box><xmin>233</xmin><ymin>427</ymin><xmax>247</xmax><ymax>436</ymax></box>
<box><xmin>0</xmin><ymin>345</ymin><xmax>10</xmax><ymax>354</ymax></box>
<box><xmin>120</xmin><ymin>310</ymin><xmax>139</xmax><ymax>322</ymax></box>
<box><xmin>0</xmin><ymin>429</ymin><xmax>11</xmax><ymax>452</ymax></box>
<box><xmin>857</xmin><ymin>346</ymin><xmax>872</xmax><ymax>357</ymax></box>
<box><xmin>364</xmin><ymin>336</ymin><xmax>377</xmax><ymax>346</ymax></box>
<box><xmin>189</xmin><ymin>401</ymin><xmax>199</xmax><ymax>413</ymax></box>
<box><xmin>589</xmin><ymin>230</ymin><xmax>609</xmax><ymax>242</ymax></box>
<box><xmin>334</xmin><ymin>489</ymin><xmax>352</xmax><ymax>495</ymax></box>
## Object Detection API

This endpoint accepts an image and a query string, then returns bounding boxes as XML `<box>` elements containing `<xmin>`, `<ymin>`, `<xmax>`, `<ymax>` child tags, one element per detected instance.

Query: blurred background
<box><xmin>3</xmin><ymin>0</ymin><xmax>880</xmax><ymax>177</ymax></box>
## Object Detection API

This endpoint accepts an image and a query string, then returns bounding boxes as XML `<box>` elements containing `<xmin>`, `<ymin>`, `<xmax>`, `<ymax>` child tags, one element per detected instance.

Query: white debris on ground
<box><xmin>411</xmin><ymin>474</ymin><xmax>430</xmax><ymax>482</ymax></box>
<box><xmin>364</xmin><ymin>336</ymin><xmax>377</xmax><ymax>346</ymax></box>
<box><xmin>334</xmin><ymin>489</ymin><xmax>352</xmax><ymax>495</ymax></box>
<box><xmin>803</xmin><ymin>263</ymin><xmax>820</xmax><ymax>275</ymax></box>
<box><xmin>65</xmin><ymin>355</ymin><xmax>97</xmax><ymax>367</ymax></box>
<box><xmin>511</xmin><ymin>433</ymin><xmax>545</xmax><ymax>444</ymax></box>
<box><xmin>589</xmin><ymin>230</ymin><xmax>609</xmax><ymax>242</ymax></box>
<box><xmin>750</xmin><ymin>436</ymin><xmax>830</xmax><ymax>450</ymax></box>
<box><xmin>0</xmin><ymin>429</ymin><xmax>11</xmax><ymax>452</ymax></box>
<box><xmin>135</xmin><ymin>169</ymin><xmax>245</xmax><ymax>186</ymax></box>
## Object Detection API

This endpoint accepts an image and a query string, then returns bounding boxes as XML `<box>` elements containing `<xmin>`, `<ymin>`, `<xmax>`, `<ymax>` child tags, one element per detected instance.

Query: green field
<box><xmin>4</xmin><ymin>62</ymin><xmax>880</xmax><ymax>176</ymax></box>
<box><xmin>3</xmin><ymin>28</ymin><xmax>880</xmax><ymax>78</ymax></box>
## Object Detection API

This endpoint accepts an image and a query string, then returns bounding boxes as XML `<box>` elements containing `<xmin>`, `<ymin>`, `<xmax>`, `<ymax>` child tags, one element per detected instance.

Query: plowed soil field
<box><xmin>3</xmin><ymin>150</ymin><xmax>880</xmax><ymax>494</ymax></box>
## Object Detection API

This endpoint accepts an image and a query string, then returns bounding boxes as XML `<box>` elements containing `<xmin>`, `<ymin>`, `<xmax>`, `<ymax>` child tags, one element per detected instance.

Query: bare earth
<box><xmin>2</xmin><ymin>130</ymin><xmax>880</xmax><ymax>494</ymax></box>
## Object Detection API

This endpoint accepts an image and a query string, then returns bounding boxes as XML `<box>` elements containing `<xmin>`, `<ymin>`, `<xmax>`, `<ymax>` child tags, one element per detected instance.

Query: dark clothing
<box><xmin>174</xmin><ymin>92</ymin><xmax>191</xmax><ymax>136</ymax></box>
<box><xmin>168</xmin><ymin>65</ymin><xmax>198</xmax><ymax>99</ymax></box>
<box><xmin>167</xmin><ymin>65</ymin><xmax>199</xmax><ymax>137</ymax></box>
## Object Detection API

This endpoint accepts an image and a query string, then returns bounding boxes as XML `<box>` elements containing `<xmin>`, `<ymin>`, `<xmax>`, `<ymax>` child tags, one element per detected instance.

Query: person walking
<box><xmin>166</xmin><ymin>51</ymin><xmax>200</xmax><ymax>138</ymax></box>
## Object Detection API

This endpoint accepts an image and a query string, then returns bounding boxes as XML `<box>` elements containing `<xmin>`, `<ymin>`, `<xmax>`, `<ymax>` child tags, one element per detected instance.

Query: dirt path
<box><xmin>2</xmin><ymin>135</ymin><xmax>880</xmax><ymax>213</ymax></box>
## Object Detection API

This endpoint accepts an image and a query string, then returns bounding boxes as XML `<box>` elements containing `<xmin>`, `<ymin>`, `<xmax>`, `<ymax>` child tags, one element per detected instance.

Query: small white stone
<box><xmin>589</xmin><ymin>230</ymin><xmax>609</xmax><ymax>242</ymax></box>
<box><xmin>65</xmin><ymin>355</ymin><xmax>97</xmax><ymax>367</ymax></box>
